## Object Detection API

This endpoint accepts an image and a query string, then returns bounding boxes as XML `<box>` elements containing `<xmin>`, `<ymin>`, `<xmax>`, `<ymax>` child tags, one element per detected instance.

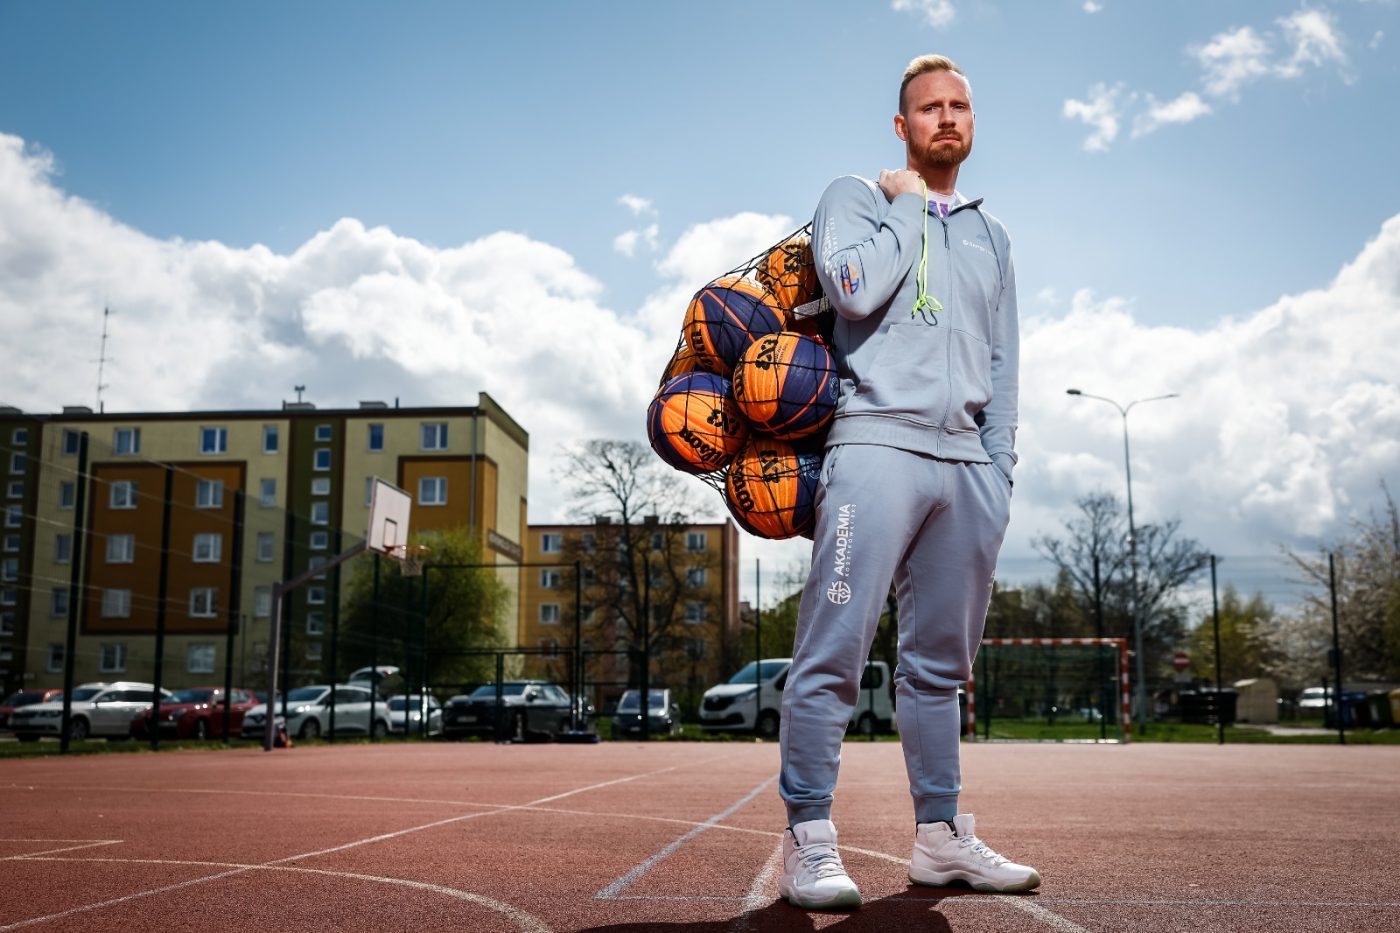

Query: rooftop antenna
<box><xmin>294</xmin><ymin>385</ymin><xmax>306</xmax><ymax>403</ymax></box>
<box><xmin>94</xmin><ymin>305</ymin><xmax>114</xmax><ymax>413</ymax></box>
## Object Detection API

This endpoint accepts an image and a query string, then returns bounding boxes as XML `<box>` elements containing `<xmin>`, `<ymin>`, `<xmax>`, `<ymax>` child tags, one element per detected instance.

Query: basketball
<box><xmin>647</xmin><ymin>372</ymin><xmax>747</xmax><ymax>474</ymax></box>
<box><xmin>658</xmin><ymin>335</ymin><xmax>702</xmax><ymax>387</ymax></box>
<box><xmin>732</xmin><ymin>332</ymin><xmax>838</xmax><ymax>440</ymax></box>
<box><xmin>754</xmin><ymin>232</ymin><xmax>820</xmax><ymax>311</ymax></box>
<box><xmin>724</xmin><ymin>437</ymin><xmax>823</xmax><ymax>540</ymax></box>
<box><xmin>682</xmin><ymin>276</ymin><xmax>786</xmax><ymax>376</ymax></box>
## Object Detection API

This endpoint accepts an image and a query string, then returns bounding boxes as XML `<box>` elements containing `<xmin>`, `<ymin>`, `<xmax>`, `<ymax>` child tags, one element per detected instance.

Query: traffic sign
<box><xmin>1172</xmin><ymin>651</ymin><xmax>1191</xmax><ymax>672</ymax></box>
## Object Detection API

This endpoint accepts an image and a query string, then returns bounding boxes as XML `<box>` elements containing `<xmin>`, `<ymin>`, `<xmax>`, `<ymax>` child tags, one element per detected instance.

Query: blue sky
<box><xmin>2</xmin><ymin>0</ymin><xmax>1398</xmax><ymax>607</ymax></box>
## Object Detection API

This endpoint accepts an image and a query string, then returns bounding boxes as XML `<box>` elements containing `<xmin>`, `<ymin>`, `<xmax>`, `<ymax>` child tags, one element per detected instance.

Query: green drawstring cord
<box><xmin>911</xmin><ymin>181</ymin><xmax>943</xmax><ymax>321</ymax></box>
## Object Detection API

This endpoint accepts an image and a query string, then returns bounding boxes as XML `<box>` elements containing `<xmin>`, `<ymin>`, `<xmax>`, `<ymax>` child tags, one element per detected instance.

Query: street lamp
<box><xmin>1066</xmin><ymin>388</ymin><xmax>1179</xmax><ymax>732</ymax></box>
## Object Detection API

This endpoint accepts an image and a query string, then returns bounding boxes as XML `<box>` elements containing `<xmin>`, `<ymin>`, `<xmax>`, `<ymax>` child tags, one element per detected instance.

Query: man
<box><xmin>777</xmin><ymin>54</ymin><xmax>1038</xmax><ymax>910</ymax></box>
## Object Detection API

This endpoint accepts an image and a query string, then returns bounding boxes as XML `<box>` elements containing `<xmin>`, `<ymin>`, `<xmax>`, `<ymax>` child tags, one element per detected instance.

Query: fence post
<box><xmin>224</xmin><ymin>489</ymin><xmax>245</xmax><ymax>743</ymax></box>
<box><xmin>59</xmin><ymin>432</ymin><xmax>90</xmax><ymax>754</ymax></box>
<box><xmin>1211</xmin><ymin>554</ymin><xmax>1224</xmax><ymax>745</ymax></box>
<box><xmin>150</xmin><ymin>465</ymin><xmax>174</xmax><ymax>751</ymax></box>
<box><xmin>1329</xmin><ymin>552</ymin><xmax>1345</xmax><ymax>746</ymax></box>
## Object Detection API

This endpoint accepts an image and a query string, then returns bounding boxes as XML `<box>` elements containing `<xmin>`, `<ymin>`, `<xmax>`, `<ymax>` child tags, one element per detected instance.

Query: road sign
<box><xmin>1172</xmin><ymin>651</ymin><xmax>1191</xmax><ymax>672</ymax></box>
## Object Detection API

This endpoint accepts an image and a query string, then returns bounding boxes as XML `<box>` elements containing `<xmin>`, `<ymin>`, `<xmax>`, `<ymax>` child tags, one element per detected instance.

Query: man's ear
<box><xmin>893</xmin><ymin>113</ymin><xmax>908</xmax><ymax>142</ymax></box>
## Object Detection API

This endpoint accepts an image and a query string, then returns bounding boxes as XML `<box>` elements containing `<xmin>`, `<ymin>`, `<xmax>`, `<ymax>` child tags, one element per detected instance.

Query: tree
<box><xmin>1032</xmin><ymin>492</ymin><xmax>1130</xmax><ymax>639</ymax></box>
<box><xmin>557</xmin><ymin>440</ymin><xmax>726</xmax><ymax>695</ymax></box>
<box><xmin>336</xmin><ymin>528</ymin><xmax>511</xmax><ymax>689</ymax></box>
<box><xmin>1188</xmin><ymin>586</ymin><xmax>1282</xmax><ymax>685</ymax></box>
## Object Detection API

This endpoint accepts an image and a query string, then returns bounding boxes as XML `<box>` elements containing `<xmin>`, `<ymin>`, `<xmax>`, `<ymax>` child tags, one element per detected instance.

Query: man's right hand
<box><xmin>878</xmin><ymin>169</ymin><xmax>925</xmax><ymax>202</ymax></box>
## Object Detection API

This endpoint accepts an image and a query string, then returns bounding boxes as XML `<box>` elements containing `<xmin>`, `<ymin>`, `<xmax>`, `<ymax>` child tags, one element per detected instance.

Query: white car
<box><xmin>9</xmin><ymin>682</ymin><xmax>171</xmax><ymax>742</ymax></box>
<box><xmin>241</xmin><ymin>684</ymin><xmax>390</xmax><ymax>740</ymax></box>
<box><xmin>387</xmin><ymin>694</ymin><xmax>442</xmax><ymax>736</ymax></box>
<box><xmin>700</xmin><ymin>658</ymin><xmax>895</xmax><ymax>738</ymax></box>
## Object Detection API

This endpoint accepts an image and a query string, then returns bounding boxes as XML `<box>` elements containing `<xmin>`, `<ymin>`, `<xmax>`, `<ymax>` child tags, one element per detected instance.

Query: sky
<box><xmin>1</xmin><ymin>0</ymin><xmax>1398</xmax><ymax>612</ymax></box>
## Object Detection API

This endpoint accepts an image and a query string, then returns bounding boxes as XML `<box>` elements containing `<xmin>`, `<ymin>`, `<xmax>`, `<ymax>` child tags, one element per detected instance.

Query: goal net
<box><xmin>967</xmin><ymin>638</ymin><xmax>1130</xmax><ymax>743</ymax></box>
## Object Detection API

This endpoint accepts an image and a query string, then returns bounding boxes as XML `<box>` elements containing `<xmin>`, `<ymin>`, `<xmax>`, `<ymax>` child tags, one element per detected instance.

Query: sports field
<box><xmin>2</xmin><ymin>741</ymin><xmax>1397</xmax><ymax>932</ymax></box>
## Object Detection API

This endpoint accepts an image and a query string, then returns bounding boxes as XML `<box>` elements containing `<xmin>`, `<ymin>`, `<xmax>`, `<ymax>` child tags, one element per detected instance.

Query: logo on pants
<box><xmin>826</xmin><ymin>581</ymin><xmax>852</xmax><ymax>605</ymax></box>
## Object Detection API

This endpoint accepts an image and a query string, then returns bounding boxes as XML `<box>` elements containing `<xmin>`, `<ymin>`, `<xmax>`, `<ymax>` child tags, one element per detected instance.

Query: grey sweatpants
<box><xmin>779</xmin><ymin>443</ymin><xmax>1012</xmax><ymax>826</ymax></box>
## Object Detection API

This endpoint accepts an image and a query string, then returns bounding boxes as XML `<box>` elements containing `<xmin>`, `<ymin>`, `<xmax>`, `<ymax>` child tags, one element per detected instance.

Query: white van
<box><xmin>700</xmin><ymin>658</ymin><xmax>895</xmax><ymax>738</ymax></box>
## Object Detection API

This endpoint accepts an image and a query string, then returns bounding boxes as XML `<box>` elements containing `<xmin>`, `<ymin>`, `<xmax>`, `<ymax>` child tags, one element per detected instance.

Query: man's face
<box><xmin>896</xmin><ymin>70</ymin><xmax>975</xmax><ymax>167</ymax></box>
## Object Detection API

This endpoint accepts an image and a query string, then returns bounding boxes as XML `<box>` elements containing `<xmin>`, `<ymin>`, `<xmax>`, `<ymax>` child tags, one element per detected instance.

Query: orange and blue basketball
<box><xmin>682</xmin><ymin>276</ymin><xmax>786</xmax><ymax>376</ymax></box>
<box><xmin>732</xmin><ymin>332</ymin><xmax>838</xmax><ymax>440</ymax></box>
<box><xmin>723</xmin><ymin>437</ymin><xmax>823</xmax><ymax>540</ymax></box>
<box><xmin>647</xmin><ymin>372</ymin><xmax>747</xmax><ymax>475</ymax></box>
<box><xmin>754</xmin><ymin>233</ymin><xmax>820</xmax><ymax>311</ymax></box>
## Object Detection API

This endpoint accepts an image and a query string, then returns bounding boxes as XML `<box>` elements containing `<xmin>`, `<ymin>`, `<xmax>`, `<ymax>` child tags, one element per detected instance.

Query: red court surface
<box><xmin>2</xmin><ymin>741</ymin><xmax>1398</xmax><ymax>932</ymax></box>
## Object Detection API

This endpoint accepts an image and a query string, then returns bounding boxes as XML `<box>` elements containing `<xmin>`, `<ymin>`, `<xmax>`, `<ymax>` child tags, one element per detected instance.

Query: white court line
<box><xmin>0</xmin><ymin>840</ymin><xmax>121</xmax><ymax>859</ymax></box>
<box><xmin>595</xmin><ymin>776</ymin><xmax>777</xmax><ymax>900</ymax></box>
<box><xmin>731</xmin><ymin>841</ymin><xmax>784</xmax><ymax>931</ymax></box>
<box><xmin>2</xmin><ymin>857</ymin><xmax>549</xmax><ymax>933</ymax></box>
<box><xmin>0</xmin><ymin>757</ymin><xmax>715</xmax><ymax>932</ymax></box>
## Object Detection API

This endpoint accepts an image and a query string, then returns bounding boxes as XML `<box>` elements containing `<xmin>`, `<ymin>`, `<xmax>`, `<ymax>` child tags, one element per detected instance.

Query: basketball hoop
<box><xmin>391</xmin><ymin>544</ymin><xmax>430</xmax><ymax>577</ymax></box>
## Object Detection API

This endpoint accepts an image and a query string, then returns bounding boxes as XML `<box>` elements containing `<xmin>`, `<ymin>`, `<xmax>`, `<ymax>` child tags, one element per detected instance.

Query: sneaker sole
<box><xmin>779</xmin><ymin>882</ymin><xmax>863</xmax><ymax>910</ymax></box>
<box><xmin>908</xmin><ymin>867</ymin><xmax>1041</xmax><ymax>893</ymax></box>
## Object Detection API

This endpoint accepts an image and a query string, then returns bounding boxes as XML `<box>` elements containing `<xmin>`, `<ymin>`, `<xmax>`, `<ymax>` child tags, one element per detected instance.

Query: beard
<box><xmin>921</xmin><ymin>135</ymin><xmax>973</xmax><ymax>167</ymax></box>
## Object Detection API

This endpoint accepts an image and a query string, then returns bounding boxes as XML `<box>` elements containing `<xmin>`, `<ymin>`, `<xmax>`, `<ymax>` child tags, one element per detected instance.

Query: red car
<box><xmin>130</xmin><ymin>687</ymin><xmax>259</xmax><ymax>740</ymax></box>
<box><xmin>0</xmin><ymin>689</ymin><xmax>64</xmax><ymax>729</ymax></box>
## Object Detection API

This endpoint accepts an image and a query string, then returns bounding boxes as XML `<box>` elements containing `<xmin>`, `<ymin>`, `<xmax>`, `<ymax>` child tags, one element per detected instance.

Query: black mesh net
<box><xmin>647</xmin><ymin>224</ymin><xmax>837</xmax><ymax>540</ymax></box>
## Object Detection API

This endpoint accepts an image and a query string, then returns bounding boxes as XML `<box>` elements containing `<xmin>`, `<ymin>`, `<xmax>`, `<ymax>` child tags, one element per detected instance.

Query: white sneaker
<box><xmin>909</xmin><ymin>814</ymin><xmax>1041</xmax><ymax>892</ymax></box>
<box><xmin>778</xmin><ymin>819</ymin><xmax>862</xmax><ymax>910</ymax></box>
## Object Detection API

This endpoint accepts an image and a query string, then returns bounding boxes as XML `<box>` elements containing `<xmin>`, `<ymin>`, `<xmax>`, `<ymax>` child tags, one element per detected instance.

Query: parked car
<box><xmin>0</xmin><ymin>689</ymin><xmax>63</xmax><ymax>730</ymax></box>
<box><xmin>611</xmin><ymin>688</ymin><xmax>682</xmax><ymax>738</ymax></box>
<box><xmin>9</xmin><ymin>682</ymin><xmax>171</xmax><ymax>742</ymax></box>
<box><xmin>346</xmin><ymin>665</ymin><xmax>402</xmax><ymax>696</ymax></box>
<box><xmin>442</xmin><ymin>681</ymin><xmax>579</xmax><ymax>740</ymax></box>
<box><xmin>241</xmin><ymin>684</ymin><xmax>391</xmax><ymax>740</ymax></box>
<box><xmin>1298</xmin><ymin>686</ymin><xmax>1334</xmax><ymax>712</ymax></box>
<box><xmin>129</xmin><ymin>687</ymin><xmax>260</xmax><ymax>740</ymax></box>
<box><xmin>387</xmin><ymin>694</ymin><xmax>443</xmax><ymax>736</ymax></box>
<box><xmin>700</xmin><ymin>658</ymin><xmax>895</xmax><ymax>738</ymax></box>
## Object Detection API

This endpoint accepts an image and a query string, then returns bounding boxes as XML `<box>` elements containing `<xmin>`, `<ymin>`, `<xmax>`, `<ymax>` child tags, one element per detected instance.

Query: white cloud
<box><xmin>1370</xmin><ymin>30</ymin><xmax>1385</xmax><ymax>49</ymax></box>
<box><xmin>1083</xmin><ymin>1</ymin><xmax>1103</xmax><ymax>12</ymax></box>
<box><xmin>613</xmin><ymin>223</ymin><xmax>660</xmax><ymax>258</ymax></box>
<box><xmin>1131</xmin><ymin>91</ymin><xmax>1212</xmax><ymax>138</ymax></box>
<box><xmin>1062</xmin><ymin>83</ymin><xmax>1128</xmax><ymax>152</ymax></box>
<box><xmin>1276</xmin><ymin>7</ymin><xmax>1348</xmax><ymax>79</ymax></box>
<box><xmin>618</xmin><ymin>193</ymin><xmax>655</xmax><ymax>217</ymax></box>
<box><xmin>1194</xmin><ymin>25</ymin><xmax>1274</xmax><ymax>99</ymax></box>
<box><xmin>891</xmin><ymin>0</ymin><xmax>956</xmax><ymax>29</ymax></box>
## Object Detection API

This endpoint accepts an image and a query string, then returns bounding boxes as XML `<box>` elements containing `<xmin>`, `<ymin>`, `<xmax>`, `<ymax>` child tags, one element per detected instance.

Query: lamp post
<box><xmin>1066</xmin><ymin>388</ymin><xmax>1178</xmax><ymax>733</ymax></box>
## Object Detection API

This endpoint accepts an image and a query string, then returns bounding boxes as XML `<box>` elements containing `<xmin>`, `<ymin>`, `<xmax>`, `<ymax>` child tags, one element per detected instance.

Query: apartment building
<box><xmin>0</xmin><ymin>395</ymin><xmax>528</xmax><ymax>694</ymax></box>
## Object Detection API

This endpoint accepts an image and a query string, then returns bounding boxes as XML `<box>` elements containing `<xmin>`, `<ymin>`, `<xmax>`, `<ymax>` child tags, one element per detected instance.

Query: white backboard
<box><xmin>368</xmin><ymin>478</ymin><xmax>412</xmax><ymax>556</ymax></box>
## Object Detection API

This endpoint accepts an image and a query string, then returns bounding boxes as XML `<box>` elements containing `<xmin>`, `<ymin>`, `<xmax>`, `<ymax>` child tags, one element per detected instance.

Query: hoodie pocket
<box><xmin>847</xmin><ymin>319</ymin><xmax>951</xmax><ymax>422</ymax></box>
<box><xmin>948</xmin><ymin>328</ymin><xmax>992</xmax><ymax>433</ymax></box>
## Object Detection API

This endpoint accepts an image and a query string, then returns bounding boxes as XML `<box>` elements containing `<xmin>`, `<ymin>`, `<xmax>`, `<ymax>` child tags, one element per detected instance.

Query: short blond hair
<box><xmin>899</xmin><ymin>54</ymin><xmax>970</xmax><ymax>113</ymax></box>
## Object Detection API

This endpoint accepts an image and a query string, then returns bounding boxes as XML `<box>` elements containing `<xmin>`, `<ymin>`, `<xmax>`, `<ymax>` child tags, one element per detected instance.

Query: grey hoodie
<box><xmin>812</xmin><ymin>175</ymin><xmax>1019</xmax><ymax>480</ymax></box>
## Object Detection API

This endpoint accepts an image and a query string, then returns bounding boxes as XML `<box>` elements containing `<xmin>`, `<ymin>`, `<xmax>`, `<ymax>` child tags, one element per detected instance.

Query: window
<box><xmin>308</xmin><ymin>556</ymin><xmax>326</xmax><ymax>577</ymax></box>
<box><xmin>306</xmin><ymin>611</ymin><xmax>325</xmax><ymax>635</ymax></box>
<box><xmin>259</xmin><ymin>478</ymin><xmax>276</xmax><ymax>508</ymax></box>
<box><xmin>59</xmin><ymin>481</ymin><xmax>75</xmax><ymax>509</ymax></box>
<box><xmin>539</xmin><ymin>603</ymin><xmax>561</xmax><ymax>625</ymax></box>
<box><xmin>196</xmin><ymin>478</ymin><xmax>224</xmax><ymax>509</ymax></box>
<box><xmin>51</xmin><ymin>587</ymin><xmax>69</xmax><ymax>617</ymax></box>
<box><xmin>0</xmin><ymin>611</ymin><xmax>14</xmax><ymax>636</ymax></box>
<box><xmin>106</xmin><ymin>534</ymin><xmax>135</xmax><ymax>564</ymax></box>
<box><xmin>0</xmin><ymin>589</ymin><xmax>14</xmax><ymax>606</ymax></box>
<box><xmin>47</xmin><ymin>643</ymin><xmax>64</xmax><ymax>672</ymax></box>
<box><xmin>54</xmin><ymin>534</ymin><xmax>72</xmax><ymax>564</ymax></box>
<box><xmin>193</xmin><ymin>533</ymin><xmax>222</xmax><ymax>563</ymax></box>
<box><xmin>582</xmin><ymin>533</ymin><xmax>596</xmax><ymax>553</ymax></box>
<box><xmin>11</xmin><ymin>428</ymin><xmax>27</xmax><ymax>445</ymax></box>
<box><xmin>685</xmin><ymin>601</ymin><xmax>706</xmax><ymax>624</ymax></box>
<box><xmin>650</xmin><ymin>532</ymin><xmax>663</xmax><ymax>551</ymax></box>
<box><xmin>420</xmin><ymin>422</ymin><xmax>448</xmax><ymax>450</ymax></box>
<box><xmin>687</xmin><ymin>567</ymin><xmax>708</xmax><ymax>588</ymax></box>
<box><xmin>418</xmin><ymin>476</ymin><xmax>447</xmax><ymax>506</ymax></box>
<box><xmin>582</xmin><ymin>566</ymin><xmax>597</xmax><ymax>587</ymax></box>
<box><xmin>307</xmin><ymin>585</ymin><xmax>325</xmax><ymax>605</ymax></box>
<box><xmin>189</xmin><ymin>588</ymin><xmax>217</xmax><ymax>618</ymax></box>
<box><xmin>0</xmin><ymin>648</ymin><xmax>11</xmax><ymax>665</ymax></box>
<box><xmin>262</xmin><ymin>424</ymin><xmax>279</xmax><ymax>454</ymax></box>
<box><xmin>315</xmin><ymin>424</ymin><xmax>332</xmax><ymax>442</ymax></box>
<box><xmin>3</xmin><ymin>506</ymin><xmax>18</xmax><ymax>528</ymax></box>
<box><xmin>580</xmin><ymin>604</ymin><xmax>595</xmax><ymax>623</ymax></box>
<box><xmin>113</xmin><ymin>427</ymin><xmax>140</xmax><ymax>455</ymax></box>
<box><xmin>364</xmin><ymin>477</ymin><xmax>374</xmax><ymax>506</ymax></box>
<box><xmin>256</xmin><ymin>532</ymin><xmax>275</xmax><ymax>562</ymax></box>
<box><xmin>99</xmin><ymin>642</ymin><xmax>128</xmax><ymax>673</ymax></box>
<box><xmin>541</xmin><ymin>533</ymin><xmax>562</xmax><ymax>554</ymax></box>
<box><xmin>199</xmin><ymin>426</ymin><xmax>227</xmax><ymax>454</ymax></box>
<box><xmin>7</xmin><ymin>480</ymin><xmax>22</xmax><ymax>499</ymax></box>
<box><xmin>110</xmin><ymin>481</ymin><xmax>137</xmax><ymax>509</ymax></box>
<box><xmin>0</xmin><ymin>558</ymin><xmax>16</xmax><ymax>582</ymax></box>
<box><xmin>539</xmin><ymin>638</ymin><xmax>560</xmax><ymax>659</ymax></box>
<box><xmin>367</xmin><ymin>423</ymin><xmax>384</xmax><ymax>451</ymax></box>
<box><xmin>62</xmin><ymin>430</ymin><xmax>80</xmax><ymax>455</ymax></box>
<box><xmin>310</xmin><ymin>477</ymin><xmax>331</xmax><ymax>496</ymax></box>
<box><xmin>2</xmin><ymin>534</ymin><xmax>17</xmax><ymax>552</ymax></box>
<box><xmin>313</xmin><ymin>448</ymin><xmax>331</xmax><ymax>471</ymax></box>
<box><xmin>540</xmin><ymin>569</ymin><xmax>562</xmax><ymax>589</ymax></box>
<box><xmin>186</xmin><ymin>643</ymin><xmax>215</xmax><ymax>674</ymax></box>
<box><xmin>687</xmin><ymin>532</ymin><xmax>707</xmax><ymax>552</ymax></box>
<box><xmin>254</xmin><ymin>586</ymin><xmax>272</xmax><ymax>618</ymax></box>
<box><xmin>101</xmin><ymin>588</ymin><xmax>131</xmax><ymax>618</ymax></box>
<box><xmin>310</xmin><ymin>501</ymin><xmax>329</xmax><ymax>525</ymax></box>
<box><xmin>9</xmin><ymin>452</ymin><xmax>25</xmax><ymax>474</ymax></box>
<box><xmin>309</xmin><ymin>531</ymin><xmax>329</xmax><ymax>550</ymax></box>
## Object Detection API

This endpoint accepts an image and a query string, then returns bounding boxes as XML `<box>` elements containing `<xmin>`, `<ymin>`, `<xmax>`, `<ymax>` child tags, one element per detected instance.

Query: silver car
<box><xmin>241</xmin><ymin>684</ymin><xmax>390</xmax><ymax>740</ymax></box>
<box><xmin>9</xmin><ymin>682</ymin><xmax>171</xmax><ymax>742</ymax></box>
<box><xmin>387</xmin><ymin>694</ymin><xmax>443</xmax><ymax>736</ymax></box>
